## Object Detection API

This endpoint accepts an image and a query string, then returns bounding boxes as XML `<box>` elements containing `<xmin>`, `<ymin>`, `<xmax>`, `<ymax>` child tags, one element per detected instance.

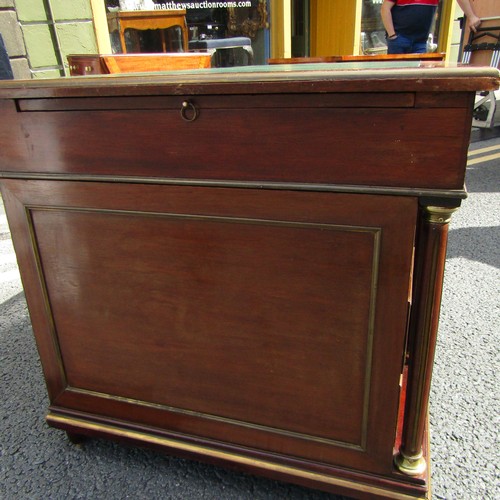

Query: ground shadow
<box><xmin>465</xmin><ymin>161</ymin><xmax>500</xmax><ymax>193</ymax></box>
<box><xmin>447</xmin><ymin>225</ymin><xmax>499</xmax><ymax>269</ymax></box>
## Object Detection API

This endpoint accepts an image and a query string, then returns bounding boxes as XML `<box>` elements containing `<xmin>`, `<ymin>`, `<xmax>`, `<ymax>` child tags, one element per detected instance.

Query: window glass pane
<box><xmin>105</xmin><ymin>0</ymin><xmax>268</xmax><ymax>66</ymax></box>
<box><xmin>361</xmin><ymin>0</ymin><xmax>387</xmax><ymax>55</ymax></box>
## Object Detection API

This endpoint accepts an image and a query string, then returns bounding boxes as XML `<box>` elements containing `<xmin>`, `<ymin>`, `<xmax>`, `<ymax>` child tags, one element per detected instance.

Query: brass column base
<box><xmin>394</xmin><ymin>450</ymin><xmax>427</xmax><ymax>476</ymax></box>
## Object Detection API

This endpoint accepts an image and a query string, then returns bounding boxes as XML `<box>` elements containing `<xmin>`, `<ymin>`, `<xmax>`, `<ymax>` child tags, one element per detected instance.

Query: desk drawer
<box><xmin>1</xmin><ymin>93</ymin><xmax>471</xmax><ymax>189</ymax></box>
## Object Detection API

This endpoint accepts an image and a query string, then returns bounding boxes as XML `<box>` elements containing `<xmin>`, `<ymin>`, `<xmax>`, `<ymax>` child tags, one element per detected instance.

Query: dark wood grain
<box><xmin>67</xmin><ymin>55</ymin><xmax>109</xmax><ymax>76</ymax></box>
<box><xmin>2</xmin><ymin>180</ymin><xmax>416</xmax><ymax>477</ymax></box>
<box><xmin>1</xmin><ymin>96</ymin><xmax>472</xmax><ymax>190</ymax></box>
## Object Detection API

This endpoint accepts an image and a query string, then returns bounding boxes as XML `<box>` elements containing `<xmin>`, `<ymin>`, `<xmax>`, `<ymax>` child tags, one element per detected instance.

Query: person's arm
<box><xmin>381</xmin><ymin>0</ymin><xmax>398</xmax><ymax>39</ymax></box>
<box><xmin>456</xmin><ymin>0</ymin><xmax>481</xmax><ymax>32</ymax></box>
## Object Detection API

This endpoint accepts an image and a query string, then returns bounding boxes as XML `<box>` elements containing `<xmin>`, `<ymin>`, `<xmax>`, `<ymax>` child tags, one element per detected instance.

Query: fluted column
<box><xmin>395</xmin><ymin>205</ymin><xmax>458</xmax><ymax>476</ymax></box>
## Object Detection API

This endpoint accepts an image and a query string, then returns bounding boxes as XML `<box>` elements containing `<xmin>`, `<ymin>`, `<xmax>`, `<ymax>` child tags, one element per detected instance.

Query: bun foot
<box><xmin>66</xmin><ymin>431</ymin><xmax>87</xmax><ymax>445</ymax></box>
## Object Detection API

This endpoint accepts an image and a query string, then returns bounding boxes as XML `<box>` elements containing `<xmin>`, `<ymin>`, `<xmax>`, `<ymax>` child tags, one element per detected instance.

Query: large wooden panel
<box><xmin>35</xmin><ymin>208</ymin><xmax>375</xmax><ymax>446</ymax></box>
<box><xmin>1</xmin><ymin>179</ymin><xmax>416</xmax><ymax>476</ymax></box>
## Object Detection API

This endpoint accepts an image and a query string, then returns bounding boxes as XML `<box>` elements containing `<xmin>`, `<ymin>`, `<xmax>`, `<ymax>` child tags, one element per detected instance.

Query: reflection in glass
<box><xmin>104</xmin><ymin>0</ymin><xmax>268</xmax><ymax>67</ymax></box>
<box><xmin>361</xmin><ymin>0</ymin><xmax>387</xmax><ymax>55</ymax></box>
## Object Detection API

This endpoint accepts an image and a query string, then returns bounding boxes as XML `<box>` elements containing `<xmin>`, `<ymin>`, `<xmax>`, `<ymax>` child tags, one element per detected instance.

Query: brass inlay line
<box><xmin>46</xmin><ymin>414</ymin><xmax>426</xmax><ymax>500</ymax></box>
<box><xmin>68</xmin><ymin>386</ymin><xmax>363</xmax><ymax>451</ymax></box>
<box><xmin>25</xmin><ymin>207</ymin><xmax>68</xmax><ymax>388</ymax></box>
<box><xmin>28</xmin><ymin>204</ymin><xmax>380</xmax><ymax>235</ymax></box>
<box><xmin>360</xmin><ymin>228</ymin><xmax>381</xmax><ymax>450</ymax></box>
<box><xmin>30</xmin><ymin>204</ymin><xmax>381</xmax><ymax>452</ymax></box>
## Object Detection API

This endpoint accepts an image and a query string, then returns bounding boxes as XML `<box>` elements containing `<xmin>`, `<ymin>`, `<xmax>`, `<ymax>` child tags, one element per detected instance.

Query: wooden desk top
<box><xmin>0</xmin><ymin>62</ymin><xmax>498</xmax><ymax>98</ymax></box>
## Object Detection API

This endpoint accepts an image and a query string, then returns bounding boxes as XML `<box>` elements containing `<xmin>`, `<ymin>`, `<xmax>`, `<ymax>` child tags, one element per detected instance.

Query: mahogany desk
<box><xmin>0</xmin><ymin>63</ymin><xmax>498</xmax><ymax>500</ymax></box>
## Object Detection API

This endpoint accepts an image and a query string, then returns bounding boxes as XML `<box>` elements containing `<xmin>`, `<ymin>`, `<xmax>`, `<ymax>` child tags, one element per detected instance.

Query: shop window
<box><xmin>104</xmin><ymin>0</ymin><xmax>269</xmax><ymax>66</ymax></box>
<box><xmin>361</xmin><ymin>0</ymin><xmax>387</xmax><ymax>55</ymax></box>
<box><xmin>292</xmin><ymin>0</ymin><xmax>309</xmax><ymax>57</ymax></box>
<box><xmin>361</xmin><ymin>0</ymin><xmax>441</xmax><ymax>55</ymax></box>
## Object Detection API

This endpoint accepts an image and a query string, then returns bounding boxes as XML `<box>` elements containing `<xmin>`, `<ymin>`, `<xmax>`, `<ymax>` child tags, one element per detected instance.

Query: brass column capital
<box><xmin>424</xmin><ymin>206</ymin><xmax>458</xmax><ymax>224</ymax></box>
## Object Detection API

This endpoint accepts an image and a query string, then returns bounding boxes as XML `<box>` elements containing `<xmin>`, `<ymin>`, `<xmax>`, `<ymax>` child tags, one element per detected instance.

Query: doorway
<box><xmin>292</xmin><ymin>0</ymin><xmax>310</xmax><ymax>57</ymax></box>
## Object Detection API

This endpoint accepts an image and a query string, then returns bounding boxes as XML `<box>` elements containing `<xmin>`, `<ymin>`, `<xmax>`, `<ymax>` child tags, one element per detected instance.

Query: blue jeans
<box><xmin>387</xmin><ymin>34</ymin><xmax>427</xmax><ymax>55</ymax></box>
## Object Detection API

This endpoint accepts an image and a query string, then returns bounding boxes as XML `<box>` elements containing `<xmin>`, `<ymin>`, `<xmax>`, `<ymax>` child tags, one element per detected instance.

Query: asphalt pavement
<box><xmin>1</xmin><ymin>136</ymin><xmax>499</xmax><ymax>500</ymax></box>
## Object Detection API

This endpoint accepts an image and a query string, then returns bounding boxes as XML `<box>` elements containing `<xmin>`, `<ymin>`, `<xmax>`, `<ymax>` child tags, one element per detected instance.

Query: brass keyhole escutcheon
<box><xmin>180</xmin><ymin>100</ymin><xmax>199</xmax><ymax>122</ymax></box>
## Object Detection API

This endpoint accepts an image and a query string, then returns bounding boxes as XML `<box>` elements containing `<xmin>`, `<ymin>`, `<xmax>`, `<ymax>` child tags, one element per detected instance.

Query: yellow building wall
<box><xmin>270</xmin><ymin>0</ymin><xmax>292</xmax><ymax>58</ymax></box>
<box><xmin>309</xmin><ymin>0</ymin><xmax>458</xmax><ymax>59</ymax></box>
<box><xmin>437</xmin><ymin>0</ymin><xmax>457</xmax><ymax>58</ymax></box>
<box><xmin>310</xmin><ymin>0</ymin><xmax>362</xmax><ymax>56</ymax></box>
<box><xmin>90</xmin><ymin>0</ymin><xmax>111</xmax><ymax>53</ymax></box>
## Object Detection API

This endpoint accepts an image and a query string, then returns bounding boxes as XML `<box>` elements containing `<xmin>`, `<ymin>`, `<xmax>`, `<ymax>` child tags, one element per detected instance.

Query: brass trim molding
<box><xmin>424</xmin><ymin>206</ymin><xmax>459</xmax><ymax>224</ymax></box>
<box><xmin>0</xmin><ymin>171</ymin><xmax>467</xmax><ymax>200</ymax></box>
<box><xmin>46</xmin><ymin>413</ymin><xmax>427</xmax><ymax>500</ymax></box>
<box><xmin>68</xmin><ymin>386</ymin><xmax>366</xmax><ymax>451</ymax></box>
<box><xmin>25</xmin><ymin>207</ymin><xmax>68</xmax><ymax>387</ymax></box>
<box><xmin>30</xmin><ymin>205</ymin><xmax>381</xmax><ymax>452</ymax></box>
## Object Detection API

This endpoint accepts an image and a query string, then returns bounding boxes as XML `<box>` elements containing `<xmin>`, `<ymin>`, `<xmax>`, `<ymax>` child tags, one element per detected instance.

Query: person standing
<box><xmin>381</xmin><ymin>0</ymin><xmax>481</xmax><ymax>54</ymax></box>
<box><xmin>456</xmin><ymin>0</ymin><xmax>482</xmax><ymax>33</ymax></box>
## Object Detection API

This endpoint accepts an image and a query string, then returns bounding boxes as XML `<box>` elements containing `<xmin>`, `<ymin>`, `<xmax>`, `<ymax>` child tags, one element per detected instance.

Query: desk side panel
<box><xmin>0</xmin><ymin>179</ymin><xmax>417</xmax><ymax>479</ymax></box>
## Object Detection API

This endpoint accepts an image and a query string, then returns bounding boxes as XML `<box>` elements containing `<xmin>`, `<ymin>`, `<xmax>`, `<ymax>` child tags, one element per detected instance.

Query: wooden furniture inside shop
<box><xmin>0</xmin><ymin>63</ymin><xmax>498</xmax><ymax>500</ymax></box>
<box><xmin>102</xmin><ymin>53</ymin><xmax>211</xmax><ymax>74</ymax></box>
<box><xmin>67</xmin><ymin>54</ymin><xmax>109</xmax><ymax>76</ymax></box>
<box><xmin>67</xmin><ymin>53</ymin><xmax>211</xmax><ymax>76</ymax></box>
<box><xmin>107</xmin><ymin>10</ymin><xmax>188</xmax><ymax>53</ymax></box>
